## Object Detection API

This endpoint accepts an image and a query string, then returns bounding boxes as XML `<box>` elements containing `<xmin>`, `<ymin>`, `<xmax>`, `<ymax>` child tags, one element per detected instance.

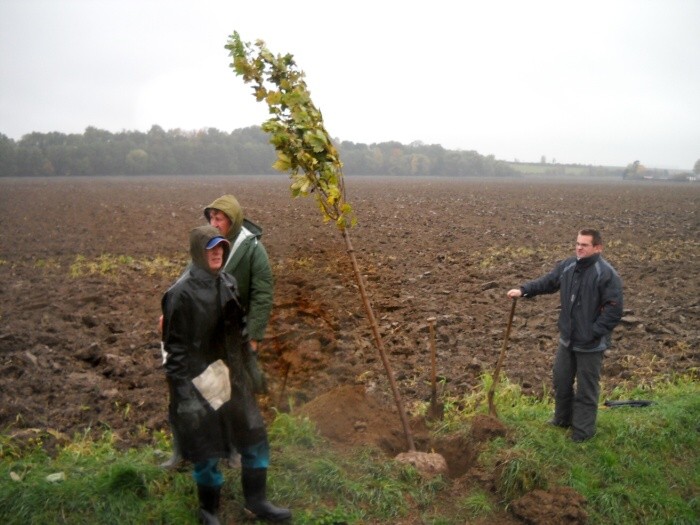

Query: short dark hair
<box><xmin>579</xmin><ymin>228</ymin><xmax>602</xmax><ymax>246</ymax></box>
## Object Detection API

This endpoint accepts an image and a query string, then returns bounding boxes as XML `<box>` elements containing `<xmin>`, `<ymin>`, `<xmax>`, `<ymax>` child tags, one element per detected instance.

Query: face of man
<box><xmin>206</xmin><ymin>245</ymin><xmax>225</xmax><ymax>271</ymax></box>
<box><xmin>575</xmin><ymin>234</ymin><xmax>602</xmax><ymax>259</ymax></box>
<box><xmin>209</xmin><ymin>210</ymin><xmax>232</xmax><ymax>237</ymax></box>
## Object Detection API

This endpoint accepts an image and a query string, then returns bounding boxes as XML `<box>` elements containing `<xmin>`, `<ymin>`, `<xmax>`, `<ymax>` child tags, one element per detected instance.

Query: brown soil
<box><xmin>1</xmin><ymin>175</ymin><xmax>698</xmax><ymax>524</ymax></box>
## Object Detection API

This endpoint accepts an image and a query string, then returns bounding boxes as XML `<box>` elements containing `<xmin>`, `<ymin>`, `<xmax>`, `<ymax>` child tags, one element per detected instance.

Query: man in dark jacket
<box><xmin>507</xmin><ymin>229</ymin><xmax>623</xmax><ymax>442</ymax></box>
<box><xmin>162</xmin><ymin>225</ymin><xmax>290</xmax><ymax>524</ymax></box>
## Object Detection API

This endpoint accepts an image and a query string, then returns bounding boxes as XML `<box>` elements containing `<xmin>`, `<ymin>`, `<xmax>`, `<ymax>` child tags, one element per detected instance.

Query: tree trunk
<box><xmin>341</xmin><ymin>226</ymin><xmax>415</xmax><ymax>451</ymax></box>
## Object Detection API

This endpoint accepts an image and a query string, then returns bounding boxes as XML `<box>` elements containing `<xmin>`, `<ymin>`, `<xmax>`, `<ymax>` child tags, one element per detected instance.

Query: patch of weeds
<box><xmin>101</xmin><ymin>465</ymin><xmax>149</xmax><ymax>499</ymax></box>
<box><xmin>295</xmin><ymin>505</ymin><xmax>362</xmax><ymax>524</ymax></box>
<box><xmin>431</xmin><ymin>375</ymin><xmax>525</xmax><ymax>435</ymax></box>
<box><xmin>476</xmin><ymin>245</ymin><xmax>545</xmax><ymax>269</ymax></box>
<box><xmin>494</xmin><ymin>447</ymin><xmax>548</xmax><ymax>500</ymax></box>
<box><xmin>113</xmin><ymin>401</ymin><xmax>132</xmax><ymax>421</ymax></box>
<box><xmin>69</xmin><ymin>253</ymin><xmax>187</xmax><ymax>280</ymax></box>
<box><xmin>137</xmin><ymin>255</ymin><xmax>186</xmax><ymax>279</ymax></box>
<box><xmin>268</xmin><ymin>412</ymin><xmax>320</xmax><ymax>449</ymax></box>
<box><xmin>458</xmin><ymin>488</ymin><xmax>494</xmax><ymax>519</ymax></box>
<box><xmin>293</xmin><ymin>256</ymin><xmax>315</xmax><ymax>268</ymax></box>
<box><xmin>151</xmin><ymin>429</ymin><xmax>171</xmax><ymax>450</ymax></box>
<box><xmin>606</xmin><ymin>238</ymin><xmax>699</xmax><ymax>263</ymax></box>
<box><xmin>33</xmin><ymin>257</ymin><xmax>61</xmax><ymax>271</ymax></box>
<box><xmin>70</xmin><ymin>254</ymin><xmax>133</xmax><ymax>277</ymax></box>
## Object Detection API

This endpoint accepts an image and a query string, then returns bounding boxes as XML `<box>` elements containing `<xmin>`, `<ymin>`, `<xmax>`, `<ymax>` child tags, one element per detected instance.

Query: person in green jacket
<box><xmin>203</xmin><ymin>194</ymin><xmax>274</xmax><ymax>350</ymax></box>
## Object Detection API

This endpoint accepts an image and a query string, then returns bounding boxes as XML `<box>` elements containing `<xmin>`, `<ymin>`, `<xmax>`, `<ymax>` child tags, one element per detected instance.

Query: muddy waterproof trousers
<box><xmin>193</xmin><ymin>440</ymin><xmax>270</xmax><ymax>487</ymax></box>
<box><xmin>552</xmin><ymin>343</ymin><xmax>604</xmax><ymax>441</ymax></box>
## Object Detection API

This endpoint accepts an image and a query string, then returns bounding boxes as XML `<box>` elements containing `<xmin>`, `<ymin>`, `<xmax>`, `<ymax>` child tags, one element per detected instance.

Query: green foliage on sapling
<box><xmin>226</xmin><ymin>32</ymin><xmax>355</xmax><ymax>230</ymax></box>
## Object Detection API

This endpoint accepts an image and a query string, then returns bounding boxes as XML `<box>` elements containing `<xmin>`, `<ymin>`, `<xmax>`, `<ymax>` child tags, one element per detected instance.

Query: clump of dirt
<box><xmin>396</xmin><ymin>451</ymin><xmax>450</xmax><ymax>480</ymax></box>
<box><xmin>510</xmin><ymin>487</ymin><xmax>588</xmax><ymax>524</ymax></box>
<box><xmin>296</xmin><ymin>384</ymin><xmax>417</xmax><ymax>454</ymax></box>
<box><xmin>469</xmin><ymin>413</ymin><xmax>508</xmax><ymax>442</ymax></box>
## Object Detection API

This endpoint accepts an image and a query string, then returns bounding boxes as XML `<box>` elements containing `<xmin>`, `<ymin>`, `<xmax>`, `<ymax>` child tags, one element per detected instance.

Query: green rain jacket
<box><xmin>204</xmin><ymin>195</ymin><xmax>274</xmax><ymax>342</ymax></box>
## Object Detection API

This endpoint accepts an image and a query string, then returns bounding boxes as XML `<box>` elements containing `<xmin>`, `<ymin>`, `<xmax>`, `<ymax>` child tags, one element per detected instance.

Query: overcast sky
<box><xmin>1</xmin><ymin>1</ymin><xmax>698</xmax><ymax>169</ymax></box>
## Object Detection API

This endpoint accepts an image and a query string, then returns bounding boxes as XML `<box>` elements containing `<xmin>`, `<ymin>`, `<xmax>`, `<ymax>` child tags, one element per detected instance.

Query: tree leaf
<box><xmin>272</xmin><ymin>153</ymin><xmax>292</xmax><ymax>172</ymax></box>
<box><xmin>227</xmin><ymin>31</ymin><xmax>354</xmax><ymax>228</ymax></box>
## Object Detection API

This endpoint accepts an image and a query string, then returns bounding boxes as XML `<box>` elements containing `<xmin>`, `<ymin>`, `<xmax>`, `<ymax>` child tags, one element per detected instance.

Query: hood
<box><xmin>204</xmin><ymin>195</ymin><xmax>244</xmax><ymax>242</ymax></box>
<box><xmin>189</xmin><ymin>225</ymin><xmax>230</xmax><ymax>276</ymax></box>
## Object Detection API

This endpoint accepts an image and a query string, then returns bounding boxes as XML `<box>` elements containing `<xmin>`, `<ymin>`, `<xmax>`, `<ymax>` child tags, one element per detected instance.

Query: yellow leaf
<box><xmin>266</xmin><ymin>91</ymin><xmax>282</xmax><ymax>106</ymax></box>
<box><xmin>272</xmin><ymin>153</ymin><xmax>291</xmax><ymax>172</ymax></box>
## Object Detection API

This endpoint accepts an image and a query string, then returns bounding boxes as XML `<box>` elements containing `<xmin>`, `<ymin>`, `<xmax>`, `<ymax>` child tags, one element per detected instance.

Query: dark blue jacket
<box><xmin>521</xmin><ymin>253</ymin><xmax>623</xmax><ymax>352</ymax></box>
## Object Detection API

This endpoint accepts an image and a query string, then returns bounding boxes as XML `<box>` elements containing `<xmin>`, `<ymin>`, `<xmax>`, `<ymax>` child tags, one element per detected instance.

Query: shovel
<box><xmin>426</xmin><ymin>317</ymin><xmax>444</xmax><ymax>421</ymax></box>
<box><xmin>487</xmin><ymin>298</ymin><xmax>517</xmax><ymax>417</ymax></box>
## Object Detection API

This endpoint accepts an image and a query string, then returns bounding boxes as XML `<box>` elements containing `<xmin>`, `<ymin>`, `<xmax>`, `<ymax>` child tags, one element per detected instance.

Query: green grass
<box><xmin>1</xmin><ymin>378</ymin><xmax>697</xmax><ymax>524</ymax></box>
<box><xmin>505</xmin><ymin>161</ymin><xmax>621</xmax><ymax>177</ymax></box>
<box><xmin>68</xmin><ymin>253</ymin><xmax>186</xmax><ymax>279</ymax></box>
<box><xmin>478</xmin><ymin>375</ymin><xmax>699</xmax><ymax>524</ymax></box>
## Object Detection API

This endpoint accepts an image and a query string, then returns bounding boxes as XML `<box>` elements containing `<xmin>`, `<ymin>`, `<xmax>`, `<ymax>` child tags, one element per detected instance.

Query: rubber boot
<box><xmin>160</xmin><ymin>432</ymin><xmax>183</xmax><ymax>470</ymax></box>
<box><xmin>197</xmin><ymin>484</ymin><xmax>221</xmax><ymax>525</ymax></box>
<box><xmin>241</xmin><ymin>468</ymin><xmax>291</xmax><ymax>522</ymax></box>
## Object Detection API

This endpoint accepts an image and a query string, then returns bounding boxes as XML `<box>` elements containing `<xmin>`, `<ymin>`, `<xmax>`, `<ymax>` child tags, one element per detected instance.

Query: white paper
<box><xmin>191</xmin><ymin>359</ymin><xmax>231</xmax><ymax>410</ymax></box>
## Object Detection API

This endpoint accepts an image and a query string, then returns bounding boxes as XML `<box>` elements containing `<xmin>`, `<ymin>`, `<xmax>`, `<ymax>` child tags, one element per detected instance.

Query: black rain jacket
<box><xmin>161</xmin><ymin>225</ymin><xmax>266</xmax><ymax>462</ymax></box>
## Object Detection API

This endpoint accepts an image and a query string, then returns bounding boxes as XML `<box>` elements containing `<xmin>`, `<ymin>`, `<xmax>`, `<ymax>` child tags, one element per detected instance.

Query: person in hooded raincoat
<box><xmin>203</xmin><ymin>193</ymin><xmax>274</xmax><ymax>348</ymax></box>
<box><xmin>162</xmin><ymin>225</ymin><xmax>290</xmax><ymax>524</ymax></box>
<box><xmin>161</xmin><ymin>194</ymin><xmax>274</xmax><ymax>469</ymax></box>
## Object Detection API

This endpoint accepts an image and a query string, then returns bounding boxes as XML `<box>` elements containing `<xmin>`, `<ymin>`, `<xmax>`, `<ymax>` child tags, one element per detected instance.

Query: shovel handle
<box><xmin>494</xmin><ymin>298</ymin><xmax>517</xmax><ymax>379</ymax></box>
<box><xmin>488</xmin><ymin>298</ymin><xmax>517</xmax><ymax>416</ymax></box>
<box><xmin>427</xmin><ymin>317</ymin><xmax>437</xmax><ymax>389</ymax></box>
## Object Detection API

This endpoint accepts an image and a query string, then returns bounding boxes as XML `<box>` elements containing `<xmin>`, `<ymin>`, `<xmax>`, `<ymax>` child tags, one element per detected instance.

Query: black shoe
<box><xmin>548</xmin><ymin>419</ymin><xmax>571</xmax><ymax>429</ymax></box>
<box><xmin>572</xmin><ymin>434</ymin><xmax>593</xmax><ymax>443</ymax></box>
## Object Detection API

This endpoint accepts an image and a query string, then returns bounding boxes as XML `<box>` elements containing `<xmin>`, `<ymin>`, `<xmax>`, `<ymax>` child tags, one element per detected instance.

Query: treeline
<box><xmin>0</xmin><ymin>125</ymin><xmax>518</xmax><ymax>178</ymax></box>
<box><xmin>621</xmin><ymin>160</ymin><xmax>696</xmax><ymax>181</ymax></box>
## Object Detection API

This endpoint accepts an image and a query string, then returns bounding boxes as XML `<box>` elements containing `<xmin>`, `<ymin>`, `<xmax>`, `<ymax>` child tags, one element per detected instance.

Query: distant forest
<box><xmin>4</xmin><ymin>125</ymin><xmax>694</xmax><ymax>180</ymax></box>
<box><xmin>0</xmin><ymin>125</ymin><xmax>523</xmax><ymax>178</ymax></box>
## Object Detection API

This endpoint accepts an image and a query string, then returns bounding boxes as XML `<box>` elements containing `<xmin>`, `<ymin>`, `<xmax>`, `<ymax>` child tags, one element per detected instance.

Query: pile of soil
<box><xmin>1</xmin><ymin>175</ymin><xmax>697</xmax><ymax>523</ymax></box>
<box><xmin>298</xmin><ymin>384</ymin><xmax>409</xmax><ymax>451</ymax></box>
